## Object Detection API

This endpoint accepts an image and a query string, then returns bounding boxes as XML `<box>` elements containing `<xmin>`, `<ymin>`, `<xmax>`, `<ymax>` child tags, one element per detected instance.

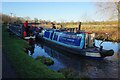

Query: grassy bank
<box><xmin>2</xmin><ymin>24</ymin><xmax>64</xmax><ymax>78</ymax></box>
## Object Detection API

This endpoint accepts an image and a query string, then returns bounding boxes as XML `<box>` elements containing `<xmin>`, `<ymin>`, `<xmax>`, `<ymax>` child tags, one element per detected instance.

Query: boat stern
<box><xmin>99</xmin><ymin>49</ymin><xmax>114</xmax><ymax>57</ymax></box>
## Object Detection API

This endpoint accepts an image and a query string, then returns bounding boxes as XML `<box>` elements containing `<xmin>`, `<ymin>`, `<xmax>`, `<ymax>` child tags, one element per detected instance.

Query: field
<box><xmin>80</xmin><ymin>24</ymin><xmax>119</xmax><ymax>42</ymax></box>
<box><xmin>39</xmin><ymin>21</ymin><xmax>119</xmax><ymax>42</ymax></box>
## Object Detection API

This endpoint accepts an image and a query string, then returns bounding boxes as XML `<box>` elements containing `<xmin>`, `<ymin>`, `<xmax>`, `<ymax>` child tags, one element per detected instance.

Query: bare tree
<box><xmin>81</xmin><ymin>13</ymin><xmax>93</xmax><ymax>22</ymax></box>
<box><xmin>95</xmin><ymin>2</ymin><xmax>119</xmax><ymax>21</ymax></box>
<box><xmin>0</xmin><ymin>13</ymin><xmax>2</xmax><ymax>24</ymax></box>
<box><xmin>34</xmin><ymin>18</ymin><xmax>38</xmax><ymax>23</ymax></box>
<box><xmin>2</xmin><ymin>14</ymin><xmax>25</xmax><ymax>24</ymax></box>
<box><xmin>60</xmin><ymin>19</ymin><xmax>66</xmax><ymax>28</ymax></box>
<box><xmin>24</xmin><ymin>16</ymin><xmax>31</xmax><ymax>21</ymax></box>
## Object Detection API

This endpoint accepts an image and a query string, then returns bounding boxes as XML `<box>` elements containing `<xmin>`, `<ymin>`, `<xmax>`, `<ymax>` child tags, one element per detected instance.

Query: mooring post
<box><xmin>78</xmin><ymin>22</ymin><xmax>81</xmax><ymax>31</ymax></box>
<box><xmin>100</xmin><ymin>46</ymin><xmax>103</xmax><ymax>51</ymax></box>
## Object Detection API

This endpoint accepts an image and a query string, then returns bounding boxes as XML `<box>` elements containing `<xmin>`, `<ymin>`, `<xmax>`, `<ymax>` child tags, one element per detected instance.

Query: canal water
<box><xmin>95</xmin><ymin>40</ymin><xmax>120</xmax><ymax>53</ymax></box>
<box><xmin>95</xmin><ymin>40</ymin><xmax>120</xmax><ymax>59</ymax></box>
<box><xmin>30</xmin><ymin>40</ymin><xmax>119</xmax><ymax>78</ymax></box>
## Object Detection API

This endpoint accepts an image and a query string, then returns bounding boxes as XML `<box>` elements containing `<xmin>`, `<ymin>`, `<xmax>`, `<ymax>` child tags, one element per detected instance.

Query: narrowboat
<box><xmin>36</xmin><ymin>29</ymin><xmax>114</xmax><ymax>58</ymax></box>
<box><xmin>8</xmin><ymin>22</ymin><xmax>36</xmax><ymax>39</ymax></box>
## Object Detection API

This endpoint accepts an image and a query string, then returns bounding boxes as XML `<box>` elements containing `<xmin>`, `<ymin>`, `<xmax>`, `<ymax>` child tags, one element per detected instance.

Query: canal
<box><xmin>29</xmin><ymin>40</ymin><xmax>119</xmax><ymax>78</ymax></box>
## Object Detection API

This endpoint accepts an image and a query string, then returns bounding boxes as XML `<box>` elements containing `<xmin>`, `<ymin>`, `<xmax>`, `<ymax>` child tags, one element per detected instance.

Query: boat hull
<box><xmin>36</xmin><ymin>35</ymin><xmax>114</xmax><ymax>59</ymax></box>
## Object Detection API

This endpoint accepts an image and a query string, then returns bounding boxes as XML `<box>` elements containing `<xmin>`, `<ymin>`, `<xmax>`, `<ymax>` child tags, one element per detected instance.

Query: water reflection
<box><xmin>95</xmin><ymin>40</ymin><xmax>120</xmax><ymax>59</ymax></box>
<box><xmin>31</xmin><ymin>43</ymin><xmax>118</xmax><ymax>78</ymax></box>
<box><xmin>95</xmin><ymin>40</ymin><xmax>120</xmax><ymax>53</ymax></box>
<box><xmin>32</xmin><ymin>44</ymin><xmax>64</xmax><ymax>71</ymax></box>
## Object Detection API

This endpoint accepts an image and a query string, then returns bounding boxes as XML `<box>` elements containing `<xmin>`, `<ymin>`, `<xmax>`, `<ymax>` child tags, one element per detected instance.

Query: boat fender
<box><xmin>100</xmin><ymin>46</ymin><xmax>103</xmax><ymax>51</ymax></box>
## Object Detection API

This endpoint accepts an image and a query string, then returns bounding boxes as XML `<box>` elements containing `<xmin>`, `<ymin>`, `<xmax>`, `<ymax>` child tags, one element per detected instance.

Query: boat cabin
<box><xmin>43</xmin><ymin>29</ymin><xmax>95</xmax><ymax>49</ymax></box>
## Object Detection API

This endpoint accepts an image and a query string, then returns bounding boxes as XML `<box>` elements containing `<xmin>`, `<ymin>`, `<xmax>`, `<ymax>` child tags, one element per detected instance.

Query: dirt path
<box><xmin>2</xmin><ymin>52</ymin><xmax>18</xmax><ymax>78</ymax></box>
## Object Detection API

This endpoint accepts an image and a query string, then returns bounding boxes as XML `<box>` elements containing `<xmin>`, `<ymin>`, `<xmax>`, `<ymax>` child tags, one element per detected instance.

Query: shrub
<box><xmin>35</xmin><ymin>56</ymin><xmax>54</xmax><ymax>66</ymax></box>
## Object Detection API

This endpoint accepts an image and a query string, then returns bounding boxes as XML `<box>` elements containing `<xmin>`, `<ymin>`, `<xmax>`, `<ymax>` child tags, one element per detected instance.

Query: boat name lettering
<box><xmin>61</xmin><ymin>34</ymin><xmax>82</xmax><ymax>39</ymax></box>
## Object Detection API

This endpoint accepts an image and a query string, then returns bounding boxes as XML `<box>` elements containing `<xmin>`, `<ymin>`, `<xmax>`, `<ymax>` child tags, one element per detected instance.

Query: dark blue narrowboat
<box><xmin>36</xmin><ymin>29</ymin><xmax>114</xmax><ymax>58</ymax></box>
<box><xmin>8</xmin><ymin>23</ymin><xmax>36</xmax><ymax>39</ymax></box>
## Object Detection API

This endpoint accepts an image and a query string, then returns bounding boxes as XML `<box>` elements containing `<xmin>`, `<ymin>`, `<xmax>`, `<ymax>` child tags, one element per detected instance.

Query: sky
<box><xmin>2</xmin><ymin>0</ymin><xmax>118</xmax><ymax>2</ymax></box>
<box><xmin>2</xmin><ymin>2</ymin><xmax>113</xmax><ymax>22</ymax></box>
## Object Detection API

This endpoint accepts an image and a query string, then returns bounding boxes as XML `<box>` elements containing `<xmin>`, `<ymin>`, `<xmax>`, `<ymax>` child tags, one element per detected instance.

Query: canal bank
<box><xmin>2</xmin><ymin>25</ymin><xmax>64</xmax><ymax>78</ymax></box>
<box><xmin>33</xmin><ymin>41</ymin><xmax>119</xmax><ymax>78</ymax></box>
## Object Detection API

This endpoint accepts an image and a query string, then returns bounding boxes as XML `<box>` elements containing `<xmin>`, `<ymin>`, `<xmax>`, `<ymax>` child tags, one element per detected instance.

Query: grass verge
<box><xmin>2</xmin><ymin>24</ymin><xmax>64</xmax><ymax>78</ymax></box>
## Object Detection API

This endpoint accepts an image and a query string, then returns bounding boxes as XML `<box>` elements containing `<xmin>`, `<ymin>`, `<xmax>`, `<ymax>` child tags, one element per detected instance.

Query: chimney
<box><xmin>78</xmin><ymin>22</ymin><xmax>81</xmax><ymax>31</ymax></box>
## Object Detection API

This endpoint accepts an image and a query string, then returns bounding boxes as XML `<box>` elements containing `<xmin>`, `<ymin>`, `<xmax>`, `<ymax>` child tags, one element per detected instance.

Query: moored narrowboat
<box><xmin>36</xmin><ymin>29</ymin><xmax>114</xmax><ymax>58</ymax></box>
<box><xmin>8</xmin><ymin>21</ymin><xmax>37</xmax><ymax>39</ymax></box>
